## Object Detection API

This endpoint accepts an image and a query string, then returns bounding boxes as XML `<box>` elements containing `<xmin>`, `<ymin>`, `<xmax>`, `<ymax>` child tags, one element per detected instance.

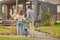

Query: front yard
<box><xmin>0</xmin><ymin>27</ymin><xmax>11</xmax><ymax>35</ymax></box>
<box><xmin>0</xmin><ymin>37</ymin><xmax>34</xmax><ymax>40</ymax></box>
<box><xmin>0</xmin><ymin>22</ymin><xmax>60</xmax><ymax>38</ymax></box>
<box><xmin>36</xmin><ymin>25</ymin><xmax>60</xmax><ymax>38</ymax></box>
<box><xmin>0</xmin><ymin>27</ymin><xmax>34</xmax><ymax>40</ymax></box>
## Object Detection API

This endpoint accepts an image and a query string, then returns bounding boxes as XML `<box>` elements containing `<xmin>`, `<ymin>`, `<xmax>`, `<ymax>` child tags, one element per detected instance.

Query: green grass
<box><xmin>36</xmin><ymin>26</ymin><xmax>50</xmax><ymax>32</ymax></box>
<box><xmin>0</xmin><ymin>26</ymin><xmax>17</xmax><ymax>35</ymax></box>
<box><xmin>0</xmin><ymin>24</ymin><xmax>60</xmax><ymax>38</ymax></box>
<box><xmin>0</xmin><ymin>37</ymin><xmax>34</xmax><ymax>40</ymax></box>
<box><xmin>54</xmin><ymin>27</ymin><xmax>60</xmax><ymax>38</ymax></box>
<box><xmin>36</xmin><ymin>26</ymin><xmax>60</xmax><ymax>38</ymax></box>
<box><xmin>0</xmin><ymin>27</ymin><xmax>34</xmax><ymax>40</ymax></box>
<box><xmin>0</xmin><ymin>27</ymin><xmax>11</xmax><ymax>34</ymax></box>
<box><xmin>54</xmin><ymin>22</ymin><xmax>60</xmax><ymax>27</ymax></box>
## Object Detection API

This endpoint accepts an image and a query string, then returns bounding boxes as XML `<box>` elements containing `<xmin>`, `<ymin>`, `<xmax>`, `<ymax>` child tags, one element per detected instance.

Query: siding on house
<box><xmin>34</xmin><ymin>1</ymin><xmax>57</xmax><ymax>26</ymax></box>
<box><xmin>57</xmin><ymin>5</ymin><xmax>60</xmax><ymax>12</ymax></box>
<box><xmin>57</xmin><ymin>5</ymin><xmax>60</xmax><ymax>21</ymax></box>
<box><xmin>57</xmin><ymin>12</ymin><xmax>60</xmax><ymax>21</ymax></box>
<box><xmin>38</xmin><ymin>1</ymin><xmax>57</xmax><ymax>22</ymax></box>
<box><xmin>45</xmin><ymin>0</ymin><xmax>60</xmax><ymax>4</ymax></box>
<box><xmin>44</xmin><ymin>0</ymin><xmax>60</xmax><ymax>21</ymax></box>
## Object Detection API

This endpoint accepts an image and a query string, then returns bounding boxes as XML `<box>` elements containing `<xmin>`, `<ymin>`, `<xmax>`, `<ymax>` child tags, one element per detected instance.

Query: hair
<box><xmin>28</xmin><ymin>6</ymin><xmax>32</xmax><ymax>9</ymax></box>
<box><xmin>19</xmin><ymin>10</ymin><xmax>23</xmax><ymax>15</ymax></box>
<box><xmin>25</xmin><ymin>15</ymin><xmax>27</xmax><ymax>18</ymax></box>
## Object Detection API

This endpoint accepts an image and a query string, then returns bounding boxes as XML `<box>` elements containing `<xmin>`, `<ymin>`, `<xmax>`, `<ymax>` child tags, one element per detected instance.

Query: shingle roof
<box><xmin>0</xmin><ymin>0</ymin><xmax>60</xmax><ymax>5</ymax></box>
<box><xmin>45</xmin><ymin>0</ymin><xmax>60</xmax><ymax>4</ymax></box>
<box><xmin>0</xmin><ymin>0</ymin><xmax>28</xmax><ymax>5</ymax></box>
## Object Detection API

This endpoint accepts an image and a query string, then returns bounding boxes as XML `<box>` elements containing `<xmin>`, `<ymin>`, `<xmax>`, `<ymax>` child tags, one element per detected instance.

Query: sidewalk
<box><xmin>0</xmin><ymin>35</ymin><xmax>31</xmax><ymax>38</ymax></box>
<box><xmin>34</xmin><ymin>31</ymin><xmax>60</xmax><ymax>40</ymax></box>
<box><xmin>0</xmin><ymin>31</ymin><xmax>60</xmax><ymax>40</ymax></box>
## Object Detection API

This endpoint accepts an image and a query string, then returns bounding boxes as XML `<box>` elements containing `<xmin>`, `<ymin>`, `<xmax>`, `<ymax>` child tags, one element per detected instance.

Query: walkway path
<box><xmin>34</xmin><ymin>31</ymin><xmax>60</xmax><ymax>40</ymax></box>
<box><xmin>0</xmin><ymin>31</ymin><xmax>60</xmax><ymax>40</ymax></box>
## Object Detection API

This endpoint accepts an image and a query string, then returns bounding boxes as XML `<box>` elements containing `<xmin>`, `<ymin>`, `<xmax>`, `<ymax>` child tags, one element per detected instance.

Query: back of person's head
<box><xmin>25</xmin><ymin>15</ymin><xmax>27</xmax><ymax>18</ymax></box>
<box><xmin>19</xmin><ymin>10</ymin><xmax>23</xmax><ymax>15</ymax></box>
<box><xmin>28</xmin><ymin>6</ymin><xmax>32</xmax><ymax>9</ymax></box>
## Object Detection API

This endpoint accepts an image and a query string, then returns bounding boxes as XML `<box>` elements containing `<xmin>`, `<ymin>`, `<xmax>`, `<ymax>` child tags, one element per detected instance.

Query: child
<box><xmin>23</xmin><ymin>15</ymin><xmax>29</xmax><ymax>37</ymax></box>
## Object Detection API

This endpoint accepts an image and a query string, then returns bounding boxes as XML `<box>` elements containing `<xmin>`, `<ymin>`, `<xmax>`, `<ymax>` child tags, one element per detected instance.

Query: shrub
<box><xmin>44</xmin><ymin>13</ymin><xmax>51</xmax><ymax>26</ymax></box>
<box><xmin>44</xmin><ymin>13</ymin><xmax>51</xmax><ymax>20</ymax></box>
<box><xmin>54</xmin><ymin>21</ymin><xmax>60</xmax><ymax>25</ymax></box>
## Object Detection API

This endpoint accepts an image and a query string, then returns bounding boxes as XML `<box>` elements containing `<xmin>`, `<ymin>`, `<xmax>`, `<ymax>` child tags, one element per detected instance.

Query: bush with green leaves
<box><xmin>44</xmin><ymin>13</ymin><xmax>51</xmax><ymax>26</ymax></box>
<box><xmin>54</xmin><ymin>21</ymin><xmax>60</xmax><ymax>26</ymax></box>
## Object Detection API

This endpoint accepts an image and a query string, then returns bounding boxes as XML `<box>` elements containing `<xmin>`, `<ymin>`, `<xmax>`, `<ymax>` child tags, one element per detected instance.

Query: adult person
<box><xmin>26</xmin><ymin>6</ymin><xmax>35</xmax><ymax>37</ymax></box>
<box><xmin>16</xmin><ymin>10</ymin><xmax>24</xmax><ymax>35</ymax></box>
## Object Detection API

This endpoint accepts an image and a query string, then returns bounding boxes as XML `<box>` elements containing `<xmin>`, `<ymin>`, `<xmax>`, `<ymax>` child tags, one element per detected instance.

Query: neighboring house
<box><xmin>35</xmin><ymin>1</ymin><xmax>57</xmax><ymax>26</ymax></box>
<box><xmin>44</xmin><ymin>0</ymin><xmax>60</xmax><ymax>21</ymax></box>
<box><xmin>29</xmin><ymin>0</ymin><xmax>57</xmax><ymax>26</ymax></box>
<box><xmin>36</xmin><ymin>0</ymin><xmax>60</xmax><ymax>21</ymax></box>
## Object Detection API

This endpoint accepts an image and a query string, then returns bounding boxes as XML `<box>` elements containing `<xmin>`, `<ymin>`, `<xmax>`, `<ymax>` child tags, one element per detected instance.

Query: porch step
<box><xmin>2</xmin><ymin>20</ymin><xmax>17</xmax><ymax>26</ymax></box>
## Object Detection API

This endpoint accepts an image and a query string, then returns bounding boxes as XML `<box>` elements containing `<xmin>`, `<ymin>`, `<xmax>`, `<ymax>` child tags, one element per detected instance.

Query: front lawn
<box><xmin>0</xmin><ymin>26</ymin><xmax>17</xmax><ymax>35</ymax></box>
<box><xmin>0</xmin><ymin>27</ymin><xmax>34</xmax><ymax>40</ymax></box>
<box><xmin>0</xmin><ymin>37</ymin><xmax>34</xmax><ymax>40</ymax></box>
<box><xmin>54</xmin><ymin>27</ymin><xmax>60</xmax><ymax>38</ymax></box>
<box><xmin>36</xmin><ymin>26</ymin><xmax>60</xmax><ymax>38</ymax></box>
<box><xmin>0</xmin><ymin>27</ymin><xmax>11</xmax><ymax>35</ymax></box>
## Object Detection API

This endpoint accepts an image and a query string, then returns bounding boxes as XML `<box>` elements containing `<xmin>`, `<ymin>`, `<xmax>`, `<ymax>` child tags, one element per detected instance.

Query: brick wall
<box><xmin>57</xmin><ymin>12</ymin><xmax>60</xmax><ymax>21</ymax></box>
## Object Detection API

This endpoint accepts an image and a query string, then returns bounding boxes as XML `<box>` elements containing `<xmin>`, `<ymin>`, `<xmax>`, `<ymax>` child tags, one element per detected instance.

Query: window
<box><xmin>39</xmin><ymin>0</ymin><xmax>45</xmax><ymax>2</ymax></box>
<box><xmin>2</xmin><ymin>5</ymin><xmax>5</xmax><ymax>13</ymax></box>
<box><xmin>48</xmin><ymin>7</ymin><xmax>50</xmax><ymax>13</ymax></box>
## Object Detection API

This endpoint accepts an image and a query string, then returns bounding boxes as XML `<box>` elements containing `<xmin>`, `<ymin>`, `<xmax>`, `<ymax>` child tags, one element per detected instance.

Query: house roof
<box><xmin>29</xmin><ymin>0</ymin><xmax>60</xmax><ymax>5</ymax></box>
<box><xmin>0</xmin><ymin>0</ymin><xmax>28</xmax><ymax>5</ymax></box>
<box><xmin>0</xmin><ymin>0</ymin><xmax>60</xmax><ymax>5</ymax></box>
<box><xmin>45</xmin><ymin>0</ymin><xmax>60</xmax><ymax>5</ymax></box>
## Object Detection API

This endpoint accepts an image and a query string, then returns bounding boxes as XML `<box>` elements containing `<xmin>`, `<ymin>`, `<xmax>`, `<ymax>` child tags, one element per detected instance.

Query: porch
<box><xmin>0</xmin><ymin>0</ymin><xmax>38</xmax><ymax>26</ymax></box>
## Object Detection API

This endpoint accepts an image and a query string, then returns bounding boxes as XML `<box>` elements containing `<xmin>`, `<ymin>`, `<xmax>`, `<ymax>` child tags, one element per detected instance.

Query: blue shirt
<box><xmin>26</xmin><ymin>9</ymin><xmax>34</xmax><ymax>22</ymax></box>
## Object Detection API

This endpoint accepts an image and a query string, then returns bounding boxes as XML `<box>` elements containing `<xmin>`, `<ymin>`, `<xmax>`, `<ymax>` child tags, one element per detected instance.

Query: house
<box><xmin>0</xmin><ymin>0</ymin><xmax>28</xmax><ymax>26</ymax></box>
<box><xmin>29</xmin><ymin>0</ymin><xmax>57</xmax><ymax>25</ymax></box>
<box><xmin>44</xmin><ymin>0</ymin><xmax>60</xmax><ymax>21</ymax></box>
<box><xmin>38</xmin><ymin>1</ymin><xmax>57</xmax><ymax>24</ymax></box>
<box><xmin>0</xmin><ymin>0</ymin><xmax>57</xmax><ymax>26</ymax></box>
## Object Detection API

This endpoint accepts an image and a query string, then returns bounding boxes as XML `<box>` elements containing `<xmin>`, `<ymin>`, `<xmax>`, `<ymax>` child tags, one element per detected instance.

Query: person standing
<box><xmin>23</xmin><ymin>15</ymin><xmax>28</xmax><ymax>37</ymax></box>
<box><xmin>26</xmin><ymin>6</ymin><xmax>35</xmax><ymax>37</ymax></box>
<box><xmin>15</xmin><ymin>10</ymin><xmax>24</xmax><ymax>36</ymax></box>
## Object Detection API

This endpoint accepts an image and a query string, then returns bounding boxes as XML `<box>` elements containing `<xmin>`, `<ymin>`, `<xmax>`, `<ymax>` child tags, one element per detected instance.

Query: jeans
<box><xmin>17</xmin><ymin>21</ymin><xmax>23</xmax><ymax>35</ymax></box>
<box><xmin>24</xmin><ymin>29</ymin><xmax>28</xmax><ymax>37</ymax></box>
